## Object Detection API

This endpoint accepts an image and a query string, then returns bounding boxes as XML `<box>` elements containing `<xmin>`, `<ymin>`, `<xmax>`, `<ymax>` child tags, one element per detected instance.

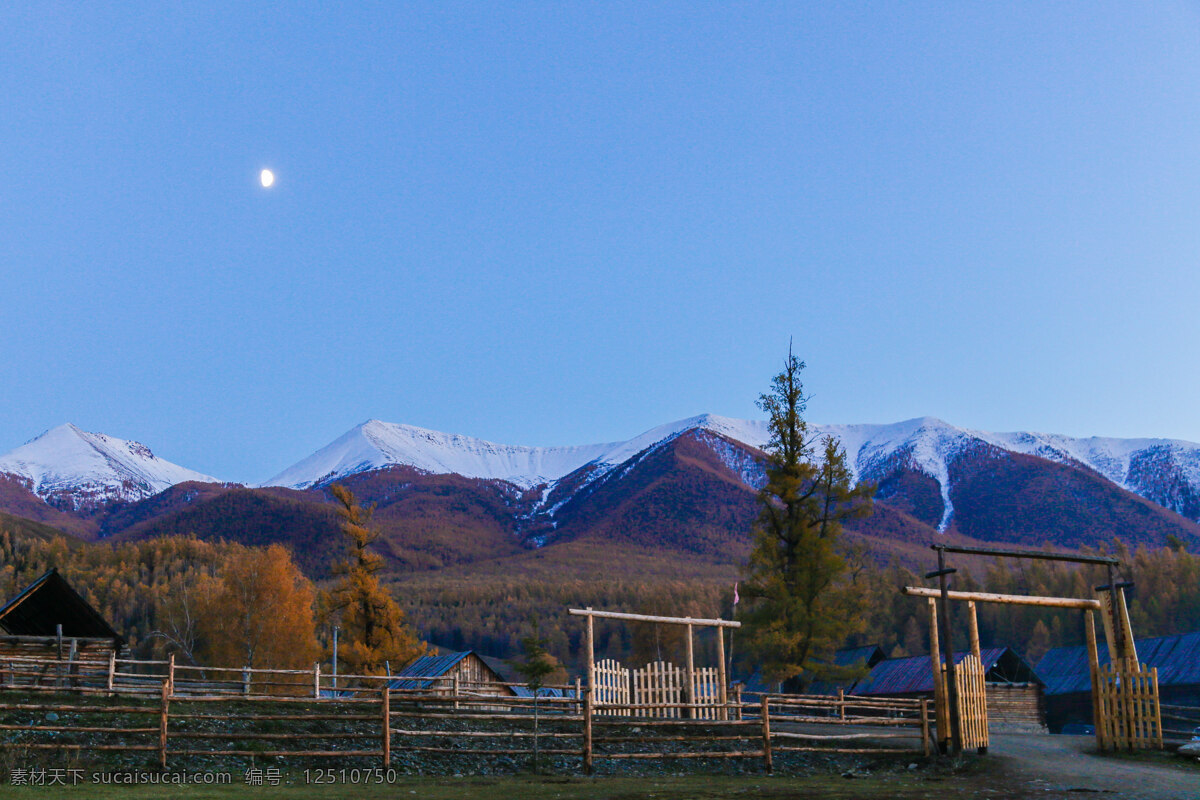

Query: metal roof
<box><xmin>0</xmin><ymin>569</ymin><xmax>123</xmax><ymax>643</ymax></box>
<box><xmin>853</xmin><ymin>648</ymin><xmax>1022</xmax><ymax>696</ymax></box>
<box><xmin>387</xmin><ymin>651</ymin><xmax>471</xmax><ymax>690</ymax></box>
<box><xmin>1036</xmin><ymin>631</ymin><xmax>1200</xmax><ymax>696</ymax></box>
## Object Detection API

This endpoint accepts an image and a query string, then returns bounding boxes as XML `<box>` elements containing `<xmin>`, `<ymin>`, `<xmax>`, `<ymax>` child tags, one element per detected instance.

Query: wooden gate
<box><xmin>953</xmin><ymin>654</ymin><xmax>988</xmax><ymax>750</ymax></box>
<box><xmin>592</xmin><ymin>659</ymin><xmax>724</xmax><ymax>719</ymax></box>
<box><xmin>632</xmin><ymin>661</ymin><xmax>683</xmax><ymax>718</ymax></box>
<box><xmin>689</xmin><ymin>666</ymin><xmax>723</xmax><ymax>720</ymax></box>
<box><xmin>1094</xmin><ymin>663</ymin><xmax>1162</xmax><ymax>750</ymax></box>
<box><xmin>593</xmin><ymin>658</ymin><xmax>630</xmax><ymax>715</ymax></box>
<box><xmin>932</xmin><ymin>654</ymin><xmax>989</xmax><ymax>752</ymax></box>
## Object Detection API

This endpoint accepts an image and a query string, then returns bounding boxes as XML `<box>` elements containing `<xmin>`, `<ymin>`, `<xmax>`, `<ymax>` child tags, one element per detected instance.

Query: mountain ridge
<box><xmin>5</xmin><ymin>416</ymin><xmax>1200</xmax><ymax>537</ymax></box>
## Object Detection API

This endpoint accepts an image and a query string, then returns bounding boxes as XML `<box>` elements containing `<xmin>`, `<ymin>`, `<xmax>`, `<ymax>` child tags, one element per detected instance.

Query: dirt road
<box><xmin>987</xmin><ymin>734</ymin><xmax>1198</xmax><ymax>800</ymax></box>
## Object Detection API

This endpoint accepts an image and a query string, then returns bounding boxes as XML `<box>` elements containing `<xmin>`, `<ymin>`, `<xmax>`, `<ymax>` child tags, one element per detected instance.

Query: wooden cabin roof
<box><xmin>853</xmin><ymin>647</ymin><xmax>1041</xmax><ymax>696</ymax></box>
<box><xmin>388</xmin><ymin>650</ymin><xmax>511</xmax><ymax>692</ymax></box>
<box><xmin>0</xmin><ymin>569</ymin><xmax>123</xmax><ymax>643</ymax></box>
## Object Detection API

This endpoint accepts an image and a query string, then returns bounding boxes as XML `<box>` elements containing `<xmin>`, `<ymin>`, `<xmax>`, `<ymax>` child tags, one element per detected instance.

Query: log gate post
<box><xmin>159</xmin><ymin>679</ymin><xmax>170</xmax><ymax>769</ymax></box>
<box><xmin>381</xmin><ymin>687</ymin><xmax>391</xmax><ymax>767</ymax></box>
<box><xmin>760</xmin><ymin>694</ymin><xmax>772</xmax><ymax>774</ymax></box>
<box><xmin>685</xmin><ymin>623</ymin><xmax>695</xmax><ymax>719</ymax></box>
<box><xmin>582</xmin><ymin>689</ymin><xmax>593</xmax><ymax>775</ymax></box>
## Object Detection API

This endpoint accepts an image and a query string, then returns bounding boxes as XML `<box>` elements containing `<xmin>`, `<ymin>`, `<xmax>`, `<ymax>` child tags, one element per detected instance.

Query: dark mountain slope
<box><xmin>0</xmin><ymin>475</ymin><xmax>98</xmax><ymax>539</ymax></box>
<box><xmin>312</xmin><ymin>466</ymin><xmax>530</xmax><ymax>571</ymax></box>
<box><xmin>548</xmin><ymin>430</ymin><xmax>761</xmax><ymax>557</ymax></box>
<box><xmin>109</xmin><ymin>488</ymin><xmax>341</xmax><ymax>574</ymax></box>
<box><xmin>945</xmin><ymin>444</ymin><xmax>1200</xmax><ymax>549</ymax></box>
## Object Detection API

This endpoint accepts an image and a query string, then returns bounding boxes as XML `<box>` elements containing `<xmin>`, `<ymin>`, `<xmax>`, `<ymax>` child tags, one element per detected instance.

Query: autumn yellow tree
<box><xmin>195</xmin><ymin>544</ymin><xmax>320</xmax><ymax>670</ymax></box>
<box><xmin>326</xmin><ymin>484</ymin><xmax>425</xmax><ymax>675</ymax></box>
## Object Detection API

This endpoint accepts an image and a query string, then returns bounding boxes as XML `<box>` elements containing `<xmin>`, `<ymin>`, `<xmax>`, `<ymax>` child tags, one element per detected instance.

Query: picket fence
<box><xmin>593</xmin><ymin>659</ymin><xmax>724</xmax><ymax>719</ymax></box>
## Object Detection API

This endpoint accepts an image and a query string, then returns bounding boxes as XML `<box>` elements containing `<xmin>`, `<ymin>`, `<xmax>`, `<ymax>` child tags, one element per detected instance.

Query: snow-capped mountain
<box><xmin>0</xmin><ymin>424</ymin><xmax>217</xmax><ymax>510</ymax></box>
<box><xmin>4</xmin><ymin>416</ymin><xmax>1200</xmax><ymax>539</ymax></box>
<box><xmin>262</xmin><ymin>415</ymin><xmax>770</xmax><ymax>490</ymax></box>
<box><xmin>263</xmin><ymin>415</ymin><xmax>1200</xmax><ymax>530</ymax></box>
<box><xmin>824</xmin><ymin>417</ymin><xmax>1200</xmax><ymax>529</ymax></box>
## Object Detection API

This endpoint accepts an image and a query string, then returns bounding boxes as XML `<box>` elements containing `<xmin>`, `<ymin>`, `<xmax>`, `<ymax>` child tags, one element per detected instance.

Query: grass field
<box><xmin>0</xmin><ymin>768</ymin><xmax>999</xmax><ymax>800</ymax></box>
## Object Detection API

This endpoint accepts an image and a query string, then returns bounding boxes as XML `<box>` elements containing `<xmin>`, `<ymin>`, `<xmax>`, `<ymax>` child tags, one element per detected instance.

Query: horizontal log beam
<box><xmin>772</xmin><ymin>745</ymin><xmax>916</xmax><ymax>754</ymax></box>
<box><xmin>933</xmin><ymin>544</ymin><xmax>1119</xmax><ymax>566</ymax></box>
<box><xmin>902</xmin><ymin>586</ymin><xmax>1101</xmax><ymax>610</ymax></box>
<box><xmin>598</xmin><ymin>750</ymin><xmax>763</xmax><ymax>759</ymax></box>
<box><xmin>568</xmin><ymin>608</ymin><xmax>740</xmax><ymax>628</ymax></box>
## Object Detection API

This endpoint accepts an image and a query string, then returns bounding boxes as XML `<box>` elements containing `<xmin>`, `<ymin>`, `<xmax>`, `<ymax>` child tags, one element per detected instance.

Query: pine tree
<box><xmin>739</xmin><ymin>348</ymin><xmax>874</xmax><ymax>688</ymax></box>
<box><xmin>510</xmin><ymin>622</ymin><xmax>566</xmax><ymax>773</ymax></box>
<box><xmin>326</xmin><ymin>484</ymin><xmax>426</xmax><ymax>675</ymax></box>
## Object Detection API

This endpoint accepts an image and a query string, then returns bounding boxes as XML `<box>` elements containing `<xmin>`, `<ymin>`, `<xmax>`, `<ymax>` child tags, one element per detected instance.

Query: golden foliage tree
<box><xmin>196</xmin><ymin>543</ymin><xmax>320</xmax><ymax>670</ymax></box>
<box><xmin>326</xmin><ymin>484</ymin><xmax>425</xmax><ymax>674</ymax></box>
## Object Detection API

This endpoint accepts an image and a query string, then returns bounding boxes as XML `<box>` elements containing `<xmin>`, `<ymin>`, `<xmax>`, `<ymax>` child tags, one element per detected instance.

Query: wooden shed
<box><xmin>389</xmin><ymin>650</ymin><xmax>516</xmax><ymax>697</ymax></box>
<box><xmin>853</xmin><ymin>647</ymin><xmax>1046</xmax><ymax>729</ymax></box>
<box><xmin>0</xmin><ymin>569</ymin><xmax>124</xmax><ymax>688</ymax></box>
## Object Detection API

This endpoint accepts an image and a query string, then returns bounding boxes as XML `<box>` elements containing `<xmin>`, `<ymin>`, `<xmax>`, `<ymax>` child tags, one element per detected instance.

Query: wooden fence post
<box><xmin>66</xmin><ymin>638</ymin><xmax>78</xmax><ymax>690</ymax></box>
<box><xmin>685</xmin><ymin>623</ymin><xmax>695</xmax><ymax>719</ymax></box>
<box><xmin>585</xmin><ymin>610</ymin><xmax>595</xmax><ymax>705</ymax></box>
<box><xmin>242</xmin><ymin>667</ymin><xmax>251</xmax><ymax>696</ymax></box>
<box><xmin>575</xmin><ymin>676</ymin><xmax>582</xmax><ymax>716</ymax></box>
<box><xmin>381</xmin><ymin>687</ymin><xmax>391</xmax><ymax>767</ymax></box>
<box><xmin>167</xmin><ymin>653</ymin><xmax>175</xmax><ymax>697</ymax></box>
<box><xmin>760</xmin><ymin>695</ymin><xmax>772</xmax><ymax>774</ymax></box>
<box><xmin>159</xmin><ymin>679</ymin><xmax>170</xmax><ymax>769</ymax></box>
<box><xmin>106</xmin><ymin>651</ymin><xmax>116</xmax><ymax>695</ymax></box>
<box><xmin>927</xmin><ymin>598</ymin><xmax>946</xmax><ymax>753</ymax></box>
<box><xmin>314</xmin><ymin>663</ymin><xmax>321</xmax><ymax>698</ymax></box>
<box><xmin>1084</xmin><ymin>610</ymin><xmax>1103</xmax><ymax>749</ymax></box>
<box><xmin>838</xmin><ymin>688</ymin><xmax>846</xmax><ymax>721</ymax></box>
<box><xmin>920</xmin><ymin>698</ymin><xmax>931</xmax><ymax>757</ymax></box>
<box><xmin>716</xmin><ymin>627</ymin><xmax>728</xmax><ymax>721</ymax></box>
<box><xmin>55</xmin><ymin>624</ymin><xmax>64</xmax><ymax>688</ymax></box>
<box><xmin>583</xmin><ymin>689</ymin><xmax>594</xmax><ymax>775</ymax></box>
<box><xmin>967</xmin><ymin>601</ymin><xmax>981</xmax><ymax>663</ymax></box>
<box><xmin>1151</xmin><ymin>667</ymin><xmax>1162</xmax><ymax>750</ymax></box>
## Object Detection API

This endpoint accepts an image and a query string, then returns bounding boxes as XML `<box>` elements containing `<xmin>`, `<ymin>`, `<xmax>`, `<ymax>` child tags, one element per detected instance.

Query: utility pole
<box><xmin>929</xmin><ymin>546</ymin><xmax>962</xmax><ymax>755</ymax></box>
<box><xmin>332</xmin><ymin>626</ymin><xmax>340</xmax><ymax>692</ymax></box>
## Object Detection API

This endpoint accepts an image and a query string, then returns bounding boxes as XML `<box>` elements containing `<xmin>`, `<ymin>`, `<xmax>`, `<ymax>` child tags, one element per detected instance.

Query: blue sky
<box><xmin>3</xmin><ymin>2</ymin><xmax>1200</xmax><ymax>483</ymax></box>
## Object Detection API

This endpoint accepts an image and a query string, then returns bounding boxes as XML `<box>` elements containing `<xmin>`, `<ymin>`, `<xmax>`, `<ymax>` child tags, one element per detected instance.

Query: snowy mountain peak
<box><xmin>263</xmin><ymin>413</ymin><xmax>1200</xmax><ymax>531</ymax></box>
<box><xmin>263</xmin><ymin>415</ymin><xmax>772</xmax><ymax>491</ymax></box>
<box><xmin>0</xmin><ymin>424</ymin><xmax>218</xmax><ymax>509</ymax></box>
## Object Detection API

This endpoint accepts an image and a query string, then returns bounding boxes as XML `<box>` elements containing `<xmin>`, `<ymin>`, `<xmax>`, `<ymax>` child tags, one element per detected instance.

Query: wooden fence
<box><xmin>0</xmin><ymin>653</ymin><xmax>575</xmax><ymax>701</ymax></box>
<box><xmin>0</xmin><ymin>668</ymin><xmax>933</xmax><ymax>773</ymax></box>
<box><xmin>1159</xmin><ymin>702</ymin><xmax>1200</xmax><ymax>744</ymax></box>
<box><xmin>1094</xmin><ymin>663</ymin><xmax>1163</xmax><ymax>751</ymax></box>
<box><xmin>760</xmin><ymin>693</ymin><xmax>933</xmax><ymax>758</ymax></box>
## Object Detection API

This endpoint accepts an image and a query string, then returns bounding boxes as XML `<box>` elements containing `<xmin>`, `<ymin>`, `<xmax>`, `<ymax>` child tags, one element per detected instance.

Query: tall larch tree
<box><xmin>739</xmin><ymin>347</ymin><xmax>874</xmax><ymax>689</ymax></box>
<box><xmin>326</xmin><ymin>484</ymin><xmax>426</xmax><ymax>675</ymax></box>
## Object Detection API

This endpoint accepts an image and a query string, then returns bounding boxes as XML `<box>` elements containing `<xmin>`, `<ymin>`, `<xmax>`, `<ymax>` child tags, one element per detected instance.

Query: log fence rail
<box><xmin>0</xmin><ymin>661</ymin><xmax>936</xmax><ymax>773</ymax></box>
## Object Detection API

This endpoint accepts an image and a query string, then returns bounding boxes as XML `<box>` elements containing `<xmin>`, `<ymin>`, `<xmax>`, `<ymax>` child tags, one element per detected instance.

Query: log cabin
<box><xmin>852</xmin><ymin>647</ymin><xmax>1046</xmax><ymax>730</ymax></box>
